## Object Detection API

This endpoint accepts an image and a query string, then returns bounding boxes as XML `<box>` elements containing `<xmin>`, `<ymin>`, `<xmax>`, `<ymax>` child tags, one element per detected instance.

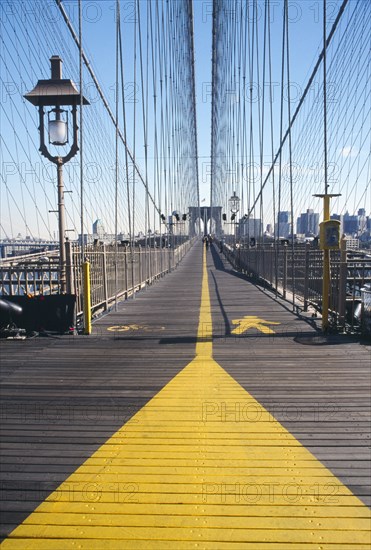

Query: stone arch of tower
<box><xmin>188</xmin><ymin>206</ymin><xmax>222</xmax><ymax>237</ymax></box>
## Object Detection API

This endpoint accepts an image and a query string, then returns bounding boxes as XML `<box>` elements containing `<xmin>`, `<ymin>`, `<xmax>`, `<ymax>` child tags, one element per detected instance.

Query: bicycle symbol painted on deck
<box><xmin>107</xmin><ymin>324</ymin><xmax>165</xmax><ymax>333</ymax></box>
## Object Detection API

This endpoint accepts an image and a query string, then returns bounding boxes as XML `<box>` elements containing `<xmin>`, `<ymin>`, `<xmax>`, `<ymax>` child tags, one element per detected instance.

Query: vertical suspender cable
<box><xmin>259</xmin><ymin>0</ymin><xmax>268</xmax><ymax>278</ymax></box>
<box><xmin>118</xmin><ymin>16</ymin><xmax>132</xmax><ymax>256</ymax></box>
<box><xmin>323</xmin><ymin>0</ymin><xmax>328</xmax><ymax>194</ymax></box>
<box><xmin>132</xmin><ymin>4</ymin><xmax>137</xmax><ymax>252</ymax></box>
<box><xmin>78</xmin><ymin>0</ymin><xmax>84</xmax><ymax>265</ymax></box>
<box><xmin>248</xmin><ymin>0</ymin><xmax>256</xmax><ymax>243</ymax></box>
<box><xmin>275</xmin><ymin>1</ymin><xmax>286</xmax><ymax>293</ymax></box>
<box><xmin>285</xmin><ymin>0</ymin><xmax>296</xmax><ymax>310</ymax></box>
<box><xmin>137</xmin><ymin>0</ymin><xmax>150</xmax><ymax>280</ymax></box>
<box><xmin>259</xmin><ymin>0</ymin><xmax>267</xmax><ymax>246</ymax></box>
<box><xmin>254</xmin><ymin>0</ymin><xmax>262</xmax><ymax>243</ymax></box>
<box><xmin>240</xmin><ymin>1</ymin><xmax>248</xmax><ymax>225</ymax></box>
<box><xmin>267</xmin><ymin>0</ymin><xmax>277</xmax><ymax>290</ymax></box>
<box><xmin>114</xmin><ymin>0</ymin><xmax>120</xmax><ymax>310</ymax></box>
<box><xmin>78</xmin><ymin>0</ymin><xmax>88</xmax><ymax>330</ymax></box>
<box><xmin>277</xmin><ymin>3</ymin><xmax>286</xmax><ymax>243</ymax></box>
<box><xmin>130</xmin><ymin>3</ymin><xmax>137</xmax><ymax>293</ymax></box>
<box><xmin>146</xmin><ymin>4</ymin><xmax>151</xmax><ymax>275</ymax></box>
<box><xmin>149</xmin><ymin>2</ymin><xmax>161</xmax><ymax>254</ymax></box>
<box><xmin>156</xmin><ymin>1</ymin><xmax>165</xmax><ymax>252</ymax></box>
<box><xmin>268</xmin><ymin>6</ymin><xmax>275</xmax><ymax>242</ymax></box>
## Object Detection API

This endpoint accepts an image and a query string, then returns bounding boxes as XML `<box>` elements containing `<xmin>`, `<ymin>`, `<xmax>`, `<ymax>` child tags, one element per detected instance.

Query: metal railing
<box><xmin>73</xmin><ymin>240</ymin><xmax>194</xmax><ymax>316</ymax></box>
<box><xmin>221</xmin><ymin>240</ymin><xmax>371</xmax><ymax>334</ymax></box>
<box><xmin>0</xmin><ymin>239</ymin><xmax>195</xmax><ymax>319</ymax></box>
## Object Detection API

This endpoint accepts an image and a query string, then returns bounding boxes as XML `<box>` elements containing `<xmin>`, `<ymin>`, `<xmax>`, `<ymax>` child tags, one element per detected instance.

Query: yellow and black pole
<box><xmin>314</xmin><ymin>193</ymin><xmax>341</xmax><ymax>331</ymax></box>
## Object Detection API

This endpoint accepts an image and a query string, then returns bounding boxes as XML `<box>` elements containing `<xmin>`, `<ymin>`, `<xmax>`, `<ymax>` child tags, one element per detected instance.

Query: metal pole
<box><xmin>338</xmin><ymin>236</ymin><xmax>347</xmax><ymax>330</ymax></box>
<box><xmin>57</xmin><ymin>162</ymin><xmax>66</xmax><ymax>293</ymax></box>
<box><xmin>283</xmin><ymin>243</ymin><xmax>288</xmax><ymax>299</ymax></box>
<box><xmin>83</xmin><ymin>260</ymin><xmax>91</xmax><ymax>334</ymax></box>
<box><xmin>304</xmin><ymin>242</ymin><xmax>310</xmax><ymax>311</ymax></box>
<box><xmin>322</xmin><ymin>195</ymin><xmax>330</xmax><ymax>331</ymax></box>
<box><xmin>102</xmin><ymin>244</ymin><xmax>109</xmax><ymax>311</ymax></box>
<box><xmin>65</xmin><ymin>240</ymin><xmax>75</xmax><ymax>295</ymax></box>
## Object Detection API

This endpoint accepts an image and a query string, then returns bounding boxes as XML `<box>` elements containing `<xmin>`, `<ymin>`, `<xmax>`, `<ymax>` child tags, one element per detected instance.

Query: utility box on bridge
<box><xmin>319</xmin><ymin>219</ymin><xmax>341</xmax><ymax>250</ymax></box>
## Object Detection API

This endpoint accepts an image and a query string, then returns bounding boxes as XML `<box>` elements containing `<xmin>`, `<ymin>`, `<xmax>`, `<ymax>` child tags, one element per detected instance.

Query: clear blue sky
<box><xmin>0</xmin><ymin>0</ymin><xmax>369</xmax><ymax>240</ymax></box>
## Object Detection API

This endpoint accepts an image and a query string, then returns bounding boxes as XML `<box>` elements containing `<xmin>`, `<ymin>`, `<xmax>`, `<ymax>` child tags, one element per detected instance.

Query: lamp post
<box><xmin>24</xmin><ymin>56</ymin><xmax>89</xmax><ymax>292</ymax></box>
<box><xmin>229</xmin><ymin>191</ymin><xmax>240</xmax><ymax>247</ymax></box>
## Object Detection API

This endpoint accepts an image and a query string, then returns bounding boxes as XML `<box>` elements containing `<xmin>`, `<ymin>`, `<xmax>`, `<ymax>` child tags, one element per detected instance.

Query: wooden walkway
<box><xmin>0</xmin><ymin>241</ymin><xmax>370</xmax><ymax>548</ymax></box>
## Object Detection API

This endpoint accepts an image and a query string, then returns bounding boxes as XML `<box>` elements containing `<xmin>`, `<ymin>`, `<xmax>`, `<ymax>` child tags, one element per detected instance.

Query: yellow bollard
<box><xmin>83</xmin><ymin>261</ymin><xmax>92</xmax><ymax>335</ymax></box>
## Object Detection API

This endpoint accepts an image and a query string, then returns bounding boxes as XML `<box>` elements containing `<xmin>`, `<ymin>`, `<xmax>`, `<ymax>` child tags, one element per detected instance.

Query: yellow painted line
<box><xmin>1</xmin><ymin>246</ymin><xmax>370</xmax><ymax>549</ymax></box>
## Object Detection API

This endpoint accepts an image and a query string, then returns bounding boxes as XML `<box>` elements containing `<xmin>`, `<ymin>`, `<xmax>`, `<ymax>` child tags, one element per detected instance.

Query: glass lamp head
<box><xmin>48</xmin><ymin>108</ymin><xmax>68</xmax><ymax>145</ymax></box>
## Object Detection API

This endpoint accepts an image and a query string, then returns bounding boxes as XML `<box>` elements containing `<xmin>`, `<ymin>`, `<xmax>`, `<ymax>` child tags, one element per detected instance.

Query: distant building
<box><xmin>296</xmin><ymin>209</ymin><xmax>319</xmax><ymax>236</ymax></box>
<box><xmin>93</xmin><ymin>219</ymin><xmax>105</xmax><ymax>239</ymax></box>
<box><xmin>0</xmin><ymin>238</ymin><xmax>58</xmax><ymax>259</ymax></box>
<box><xmin>331</xmin><ymin>211</ymin><xmax>370</xmax><ymax>244</ymax></box>
<box><xmin>345</xmin><ymin>237</ymin><xmax>359</xmax><ymax>250</ymax></box>
<box><xmin>78</xmin><ymin>234</ymin><xmax>94</xmax><ymax>245</ymax></box>
<box><xmin>358</xmin><ymin>209</ymin><xmax>367</xmax><ymax>233</ymax></box>
<box><xmin>343</xmin><ymin>211</ymin><xmax>360</xmax><ymax>235</ymax></box>
<box><xmin>275</xmin><ymin>211</ymin><xmax>291</xmax><ymax>238</ymax></box>
<box><xmin>238</xmin><ymin>218</ymin><xmax>262</xmax><ymax>239</ymax></box>
<box><xmin>342</xmin><ymin>208</ymin><xmax>368</xmax><ymax>235</ymax></box>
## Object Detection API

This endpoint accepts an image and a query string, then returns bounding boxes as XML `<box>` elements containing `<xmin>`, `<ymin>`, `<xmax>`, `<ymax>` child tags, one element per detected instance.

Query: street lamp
<box><xmin>228</xmin><ymin>191</ymin><xmax>240</xmax><ymax>246</ymax></box>
<box><xmin>24</xmin><ymin>56</ymin><xmax>89</xmax><ymax>292</ymax></box>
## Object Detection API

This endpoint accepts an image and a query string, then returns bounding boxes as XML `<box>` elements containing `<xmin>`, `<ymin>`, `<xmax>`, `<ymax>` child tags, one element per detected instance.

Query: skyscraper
<box><xmin>297</xmin><ymin>209</ymin><xmax>319</xmax><ymax>236</ymax></box>
<box><xmin>276</xmin><ymin>211</ymin><xmax>291</xmax><ymax>238</ymax></box>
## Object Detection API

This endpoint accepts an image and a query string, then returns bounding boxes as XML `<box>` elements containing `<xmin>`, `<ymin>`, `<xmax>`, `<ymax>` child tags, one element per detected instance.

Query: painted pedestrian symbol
<box><xmin>231</xmin><ymin>316</ymin><xmax>280</xmax><ymax>335</ymax></box>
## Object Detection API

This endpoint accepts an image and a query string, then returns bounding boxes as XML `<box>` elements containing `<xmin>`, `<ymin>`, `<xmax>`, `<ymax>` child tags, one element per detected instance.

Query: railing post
<box><xmin>338</xmin><ymin>236</ymin><xmax>347</xmax><ymax>330</ymax></box>
<box><xmin>65</xmin><ymin>240</ymin><xmax>75</xmax><ymax>295</ymax></box>
<box><xmin>83</xmin><ymin>260</ymin><xmax>92</xmax><ymax>335</ymax></box>
<box><xmin>283</xmin><ymin>244</ymin><xmax>287</xmax><ymax>299</ymax></box>
<box><xmin>8</xmin><ymin>268</ymin><xmax>13</xmax><ymax>296</ymax></box>
<box><xmin>124</xmin><ymin>248</ymin><xmax>128</xmax><ymax>298</ymax></box>
<box><xmin>138</xmin><ymin>246</ymin><xmax>142</xmax><ymax>290</ymax></box>
<box><xmin>102</xmin><ymin>244</ymin><xmax>109</xmax><ymax>311</ymax></box>
<box><xmin>304</xmin><ymin>243</ymin><xmax>310</xmax><ymax>311</ymax></box>
<box><xmin>130</xmin><ymin>246</ymin><xmax>135</xmax><ymax>298</ymax></box>
<box><xmin>147</xmin><ymin>246</ymin><xmax>150</xmax><ymax>284</ymax></box>
<box><xmin>25</xmin><ymin>266</ymin><xmax>29</xmax><ymax>296</ymax></box>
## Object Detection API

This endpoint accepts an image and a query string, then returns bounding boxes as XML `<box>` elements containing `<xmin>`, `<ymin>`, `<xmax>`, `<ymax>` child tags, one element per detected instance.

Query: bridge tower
<box><xmin>188</xmin><ymin>206</ymin><xmax>222</xmax><ymax>237</ymax></box>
